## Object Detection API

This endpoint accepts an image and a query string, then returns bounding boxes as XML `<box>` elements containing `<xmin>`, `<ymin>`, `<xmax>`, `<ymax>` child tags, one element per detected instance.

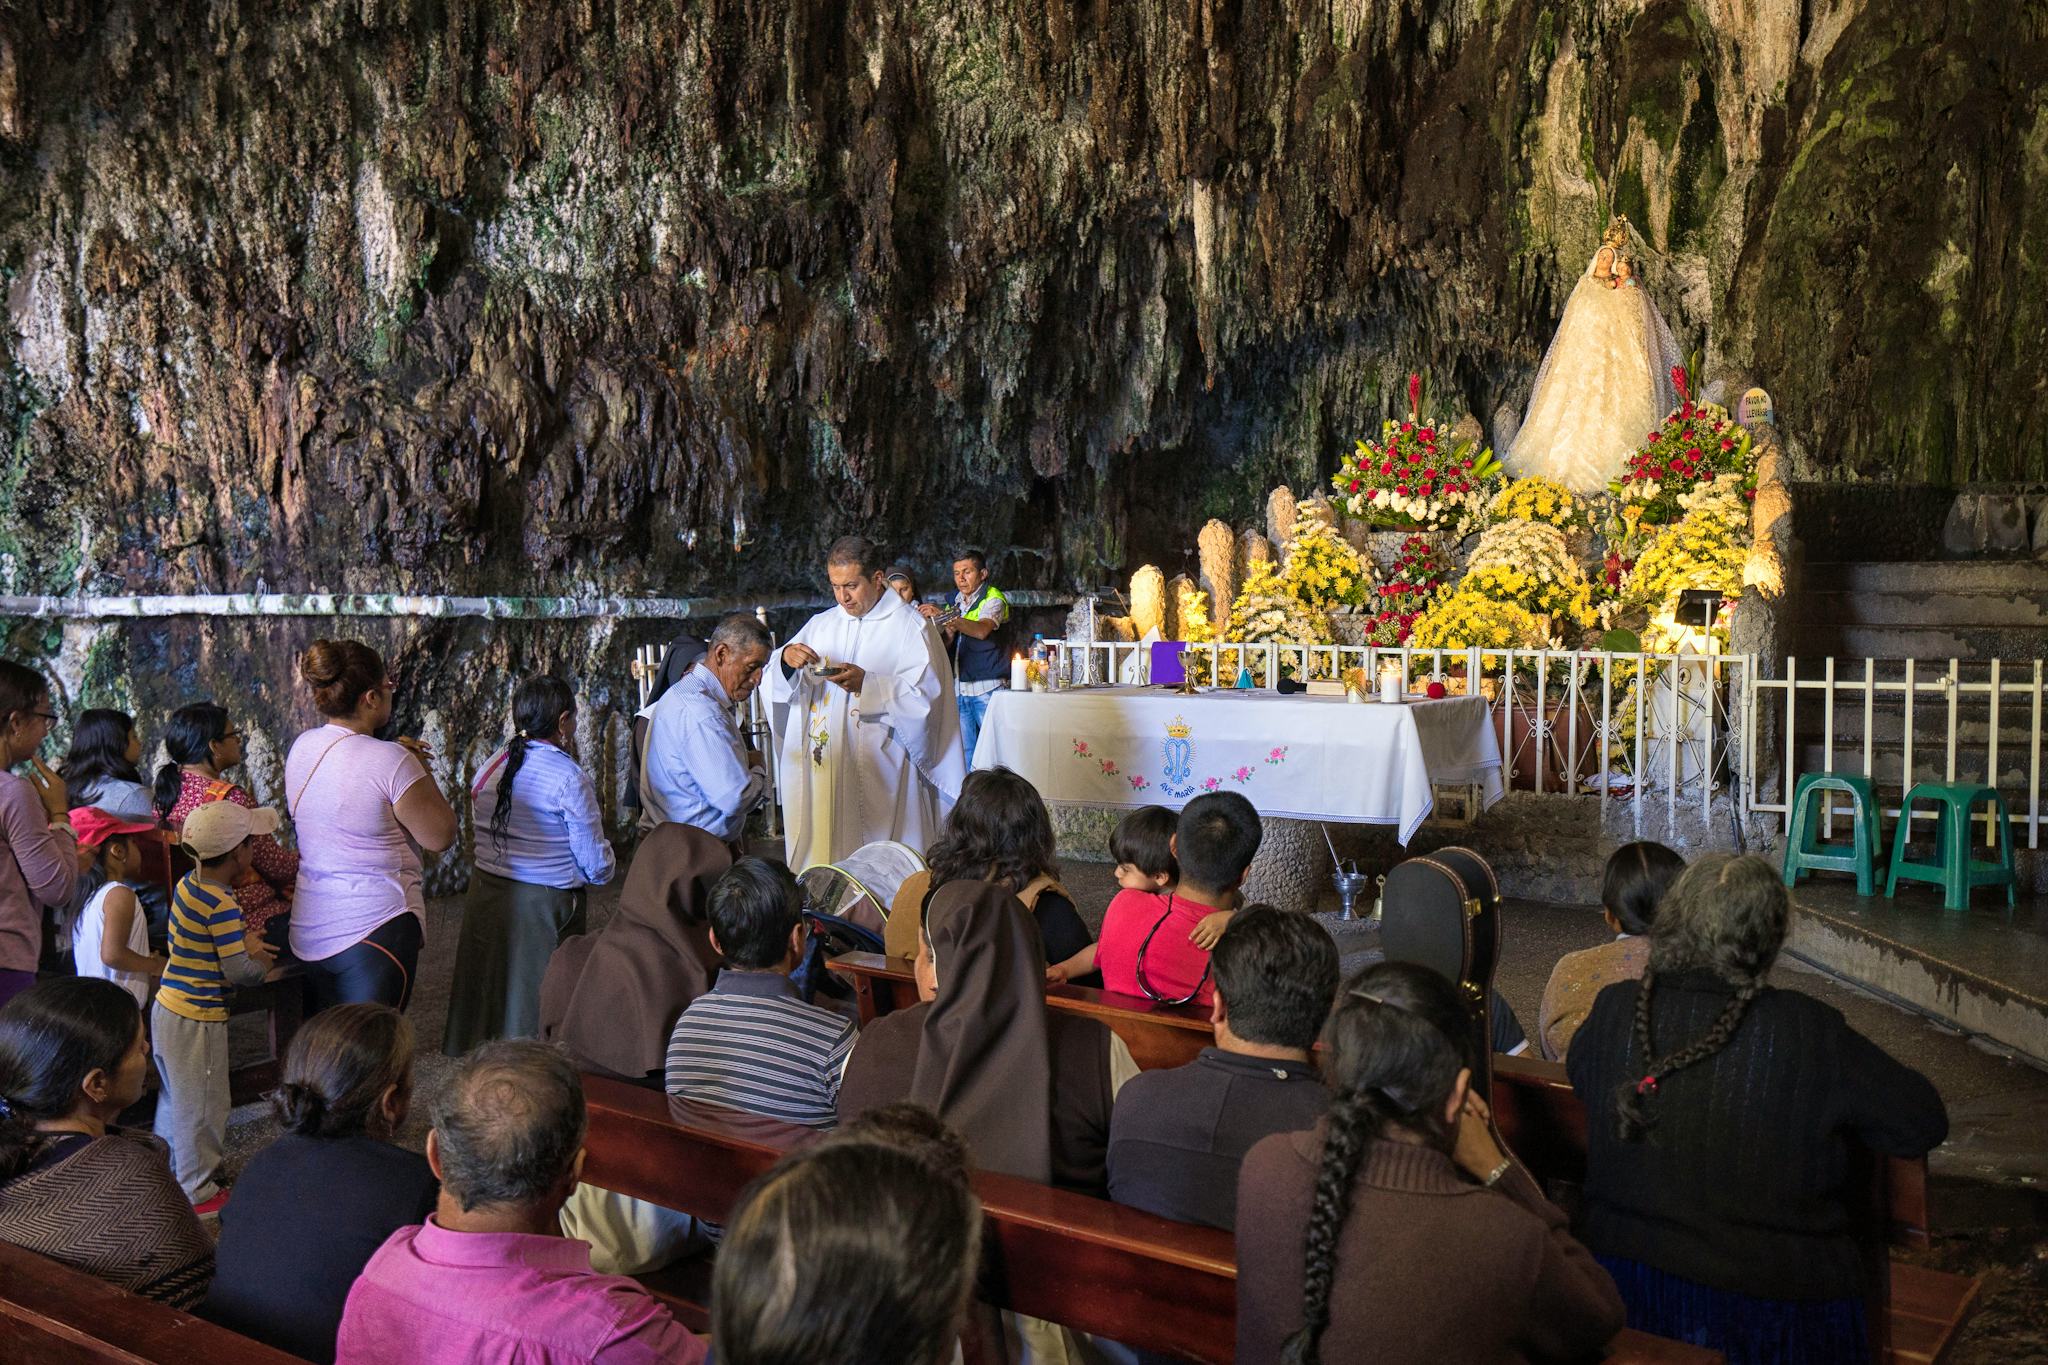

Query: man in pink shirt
<box><xmin>337</xmin><ymin>1040</ymin><xmax>706</xmax><ymax>1365</ymax></box>
<box><xmin>1097</xmin><ymin>792</ymin><xmax>1262</xmax><ymax>1007</ymax></box>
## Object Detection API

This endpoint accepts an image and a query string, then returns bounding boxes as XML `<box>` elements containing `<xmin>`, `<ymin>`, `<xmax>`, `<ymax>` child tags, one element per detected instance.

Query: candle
<box><xmin>1379</xmin><ymin>666</ymin><xmax>1402</xmax><ymax>705</ymax></box>
<box><xmin>1010</xmin><ymin>654</ymin><xmax>1028</xmax><ymax>690</ymax></box>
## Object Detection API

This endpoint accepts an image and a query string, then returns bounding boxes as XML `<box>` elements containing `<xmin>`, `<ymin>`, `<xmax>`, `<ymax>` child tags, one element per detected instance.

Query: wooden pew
<box><xmin>831</xmin><ymin>950</ymin><xmax>1212</xmax><ymax>1069</ymax></box>
<box><xmin>827</xmin><ymin>951</ymin><xmax>1981</xmax><ymax>1364</ymax></box>
<box><xmin>580</xmin><ymin>1075</ymin><xmax>1719</xmax><ymax>1364</ymax></box>
<box><xmin>0</xmin><ymin>1240</ymin><xmax>303</xmax><ymax>1364</ymax></box>
<box><xmin>227</xmin><ymin>971</ymin><xmax>307</xmax><ymax>1106</ymax></box>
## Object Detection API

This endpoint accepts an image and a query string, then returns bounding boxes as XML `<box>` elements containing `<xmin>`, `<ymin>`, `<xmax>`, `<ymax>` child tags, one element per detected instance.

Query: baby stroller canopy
<box><xmin>796</xmin><ymin>840</ymin><xmax>925</xmax><ymax>939</ymax></box>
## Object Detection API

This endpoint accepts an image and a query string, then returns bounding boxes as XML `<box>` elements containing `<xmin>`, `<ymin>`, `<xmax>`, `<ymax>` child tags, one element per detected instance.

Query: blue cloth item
<box><xmin>639</xmin><ymin>666</ymin><xmax>763</xmax><ymax>841</ymax></box>
<box><xmin>957</xmin><ymin>691</ymin><xmax>991</xmax><ymax>766</ymax></box>
<box><xmin>1597</xmin><ymin>1254</ymin><xmax>1867</xmax><ymax>1365</ymax></box>
<box><xmin>302</xmin><ymin>912</ymin><xmax>423</xmax><ymax>1013</ymax></box>
<box><xmin>471</xmin><ymin>741</ymin><xmax>615</xmax><ymax>890</ymax></box>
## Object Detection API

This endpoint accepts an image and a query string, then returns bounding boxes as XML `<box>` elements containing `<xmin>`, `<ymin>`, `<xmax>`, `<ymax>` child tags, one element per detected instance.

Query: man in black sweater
<box><xmin>1105</xmin><ymin>905</ymin><xmax>1338</xmax><ymax>1231</ymax></box>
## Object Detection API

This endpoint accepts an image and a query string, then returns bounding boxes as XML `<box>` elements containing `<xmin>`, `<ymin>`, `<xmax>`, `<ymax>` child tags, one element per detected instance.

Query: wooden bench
<box><xmin>0</xmin><ymin>1240</ymin><xmax>303</xmax><ymax>1364</ymax></box>
<box><xmin>827</xmin><ymin>951</ymin><xmax>1981</xmax><ymax>1364</ymax></box>
<box><xmin>831</xmin><ymin>950</ymin><xmax>1213</xmax><ymax>1069</ymax></box>
<box><xmin>227</xmin><ymin>971</ymin><xmax>307</xmax><ymax>1107</ymax></box>
<box><xmin>580</xmin><ymin>1075</ymin><xmax>1719</xmax><ymax>1364</ymax></box>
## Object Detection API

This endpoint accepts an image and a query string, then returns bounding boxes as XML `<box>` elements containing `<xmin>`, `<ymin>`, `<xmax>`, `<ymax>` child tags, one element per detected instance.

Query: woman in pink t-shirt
<box><xmin>0</xmin><ymin>662</ymin><xmax>81</xmax><ymax>1009</ymax></box>
<box><xmin>285</xmin><ymin>641</ymin><xmax>457</xmax><ymax>1012</ymax></box>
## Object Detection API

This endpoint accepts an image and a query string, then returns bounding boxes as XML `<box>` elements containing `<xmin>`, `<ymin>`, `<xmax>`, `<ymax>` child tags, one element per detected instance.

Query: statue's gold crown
<box><xmin>1166</xmin><ymin>716</ymin><xmax>1192</xmax><ymax>739</ymax></box>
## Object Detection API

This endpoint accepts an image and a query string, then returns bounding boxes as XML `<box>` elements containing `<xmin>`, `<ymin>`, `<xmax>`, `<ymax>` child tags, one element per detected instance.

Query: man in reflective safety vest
<box><xmin>936</xmin><ymin>549</ymin><xmax>1009</xmax><ymax>765</ymax></box>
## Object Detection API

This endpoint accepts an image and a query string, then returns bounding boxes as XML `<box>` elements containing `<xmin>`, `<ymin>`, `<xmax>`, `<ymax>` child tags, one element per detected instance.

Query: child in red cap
<box><xmin>69</xmin><ymin>806</ymin><xmax>168</xmax><ymax>1007</ymax></box>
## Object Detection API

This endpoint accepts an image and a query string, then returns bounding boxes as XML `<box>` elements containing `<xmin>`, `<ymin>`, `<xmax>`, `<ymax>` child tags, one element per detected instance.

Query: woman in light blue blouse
<box><xmin>443</xmin><ymin>677</ymin><xmax>616</xmax><ymax>1053</ymax></box>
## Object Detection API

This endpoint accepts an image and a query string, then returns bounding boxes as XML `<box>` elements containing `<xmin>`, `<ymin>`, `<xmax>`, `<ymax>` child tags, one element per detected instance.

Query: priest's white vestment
<box><xmin>770</xmin><ymin>589</ymin><xmax>966</xmax><ymax>871</ymax></box>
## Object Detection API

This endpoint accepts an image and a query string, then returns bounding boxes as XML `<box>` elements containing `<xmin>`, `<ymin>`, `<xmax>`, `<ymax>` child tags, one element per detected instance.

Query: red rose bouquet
<box><xmin>1611</xmin><ymin>367</ymin><xmax>1754</xmax><ymax>525</ymax></box>
<box><xmin>1377</xmin><ymin>533</ymin><xmax>1456</xmax><ymax>609</ymax></box>
<box><xmin>1332</xmin><ymin>373</ymin><xmax>1504</xmax><ymax>531</ymax></box>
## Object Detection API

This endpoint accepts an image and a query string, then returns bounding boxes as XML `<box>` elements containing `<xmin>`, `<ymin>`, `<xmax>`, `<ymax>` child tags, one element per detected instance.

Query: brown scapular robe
<box><xmin>838</xmin><ymin>881</ymin><xmax>1116</xmax><ymax>1193</ymax></box>
<box><xmin>538</xmin><ymin>823</ymin><xmax>731</xmax><ymax>1085</ymax></box>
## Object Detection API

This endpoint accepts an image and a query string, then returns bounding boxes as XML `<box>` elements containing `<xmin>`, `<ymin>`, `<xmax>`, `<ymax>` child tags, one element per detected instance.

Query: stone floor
<box><xmin>211</xmin><ymin>847</ymin><xmax>2048</xmax><ymax>1362</ymax></box>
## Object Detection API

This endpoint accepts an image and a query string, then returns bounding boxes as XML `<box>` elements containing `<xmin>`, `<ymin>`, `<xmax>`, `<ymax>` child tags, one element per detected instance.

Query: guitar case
<box><xmin>1379</xmin><ymin>846</ymin><xmax>1502</xmax><ymax>1097</ymax></box>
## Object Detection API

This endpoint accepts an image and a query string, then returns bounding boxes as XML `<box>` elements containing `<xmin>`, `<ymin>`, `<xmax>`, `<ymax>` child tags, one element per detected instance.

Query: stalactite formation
<box><xmin>0</xmin><ymin>0</ymin><xmax>2040</xmax><ymax>813</ymax></box>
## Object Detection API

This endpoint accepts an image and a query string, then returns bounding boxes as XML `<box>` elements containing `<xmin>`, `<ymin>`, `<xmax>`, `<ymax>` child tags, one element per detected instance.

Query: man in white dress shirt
<box><xmin>768</xmin><ymin>536</ymin><xmax>965</xmax><ymax>871</ymax></box>
<box><xmin>638</xmin><ymin>614</ymin><xmax>772</xmax><ymax>843</ymax></box>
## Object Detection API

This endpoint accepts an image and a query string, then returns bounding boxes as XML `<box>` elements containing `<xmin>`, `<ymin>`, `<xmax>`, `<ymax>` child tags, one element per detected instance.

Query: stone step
<box><xmin>1788</xmin><ymin>589</ymin><xmax>2048</xmax><ymax>629</ymax></box>
<box><xmin>1780</xmin><ymin>885</ymin><xmax>2048</xmax><ymax>1067</ymax></box>
<box><xmin>1785</xmin><ymin>622</ymin><xmax>2048</xmax><ymax>663</ymax></box>
<box><xmin>1789</xmin><ymin>740</ymin><xmax>2039</xmax><ymax>797</ymax></box>
<box><xmin>1803</xmin><ymin>560</ymin><xmax>2048</xmax><ymax>594</ymax></box>
<box><xmin>1784</xmin><ymin>701</ymin><xmax>2041</xmax><ymax>749</ymax></box>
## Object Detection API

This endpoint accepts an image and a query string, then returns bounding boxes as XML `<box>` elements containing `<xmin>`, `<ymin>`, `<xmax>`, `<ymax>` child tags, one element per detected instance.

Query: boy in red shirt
<box><xmin>1091</xmin><ymin>795</ymin><xmax>1259</xmax><ymax>1005</ymax></box>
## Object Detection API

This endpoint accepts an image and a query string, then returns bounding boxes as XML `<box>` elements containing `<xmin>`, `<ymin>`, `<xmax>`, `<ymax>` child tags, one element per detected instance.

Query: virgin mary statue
<box><xmin>1506</xmin><ymin>216</ymin><xmax>1683</xmax><ymax>492</ymax></box>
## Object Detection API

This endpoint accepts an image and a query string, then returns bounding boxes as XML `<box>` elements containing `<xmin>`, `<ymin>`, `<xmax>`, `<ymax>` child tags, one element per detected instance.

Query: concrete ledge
<box><xmin>1786</xmin><ymin>888</ymin><xmax>2048</xmax><ymax>1066</ymax></box>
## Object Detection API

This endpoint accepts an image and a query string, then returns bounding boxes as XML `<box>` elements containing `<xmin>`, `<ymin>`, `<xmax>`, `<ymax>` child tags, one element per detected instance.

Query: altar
<box><xmin>973</xmin><ymin>687</ymin><xmax>1504</xmax><ymax>844</ymax></box>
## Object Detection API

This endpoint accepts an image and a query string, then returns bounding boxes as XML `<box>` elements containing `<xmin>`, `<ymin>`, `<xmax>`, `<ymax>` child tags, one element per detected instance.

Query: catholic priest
<box><xmin>770</xmin><ymin>535</ymin><xmax>967</xmax><ymax>871</ymax></box>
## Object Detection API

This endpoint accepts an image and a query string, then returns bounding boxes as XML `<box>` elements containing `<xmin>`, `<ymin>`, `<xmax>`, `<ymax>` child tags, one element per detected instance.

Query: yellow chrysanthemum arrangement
<box><xmin>1459</xmin><ymin>521</ymin><xmax>1598</xmax><ymax>626</ymax></box>
<box><xmin>1280</xmin><ymin>513</ymin><xmax>1373</xmax><ymax>612</ymax></box>
<box><xmin>1176</xmin><ymin>587</ymin><xmax>1216</xmax><ymax>644</ymax></box>
<box><xmin>1225</xmin><ymin>559</ymin><xmax>1332</xmax><ymax>679</ymax></box>
<box><xmin>1409</xmin><ymin>588</ymin><xmax>1548</xmax><ymax>652</ymax></box>
<box><xmin>1624</xmin><ymin>475</ymin><xmax>1748</xmax><ymax>614</ymax></box>
<box><xmin>1488</xmin><ymin>475</ymin><xmax>1590</xmax><ymax>531</ymax></box>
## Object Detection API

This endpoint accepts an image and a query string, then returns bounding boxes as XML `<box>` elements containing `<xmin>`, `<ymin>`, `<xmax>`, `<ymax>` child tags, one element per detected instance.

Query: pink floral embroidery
<box><xmin>1201</xmin><ymin>777</ymin><xmax>1221</xmax><ymax>792</ymax></box>
<box><xmin>1232</xmin><ymin>766</ymin><xmax>1254</xmax><ymax>784</ymax></box>
<box><xmin>1072</xmin><ymin>739</ymin><xmax>1091</xmax><ymax>757</ymax></box>
<box><xmin>1266</xmin><ymin>746</ymin><xmax>1290</xmax><ymax>765</ymax></box>
<box><xmin>1129</xmin><ymin>776</ymin><xmax>1149</xmax><ymax>791</ymax></box>
<box><xmin>1100</xmin><ymin>759</ymin><xmax>1120</xmax><ymax>776</ymax></box>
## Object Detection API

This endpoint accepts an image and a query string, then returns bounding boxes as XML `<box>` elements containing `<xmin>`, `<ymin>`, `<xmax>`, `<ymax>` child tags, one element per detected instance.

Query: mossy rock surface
<box><xmin>0</xmin><ymin>0</ymin><xmax>2040</xmax><ymax>798</ymax></box>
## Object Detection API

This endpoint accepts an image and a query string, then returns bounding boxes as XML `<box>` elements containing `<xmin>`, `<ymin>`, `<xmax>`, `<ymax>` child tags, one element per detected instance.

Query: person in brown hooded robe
<box><xmin>838</xmin><ymin>881</ymin><xmax>1137</xmax><ymax>1194</ymax></box>
<box><xmin>537</xmin><ymin>824</ymin><xmax>731</xmax><ymax>1088</ymax></box>
<box><xmin>535</xmin><ymin>824</ymin><xmax>732</xmax><ymax>1276</ymax></box>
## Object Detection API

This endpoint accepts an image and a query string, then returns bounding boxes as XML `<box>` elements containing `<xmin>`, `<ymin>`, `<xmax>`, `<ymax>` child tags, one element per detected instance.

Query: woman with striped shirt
<box><xmin>443</xmin><ymin>676</ymin><xmax>615</xmax><ymax>1054</ymax></box>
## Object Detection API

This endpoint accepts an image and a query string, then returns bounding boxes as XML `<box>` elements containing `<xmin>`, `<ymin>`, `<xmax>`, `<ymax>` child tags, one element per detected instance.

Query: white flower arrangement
<box><xmin>1460</xmin><ymin>520</ymin><xmax>1598</xmax><ymax>625</ymax></box>
<box><xmin>1343</xmin><ymin>484</ymin><xmax>1492</xmax><ymax>535</ymax></box>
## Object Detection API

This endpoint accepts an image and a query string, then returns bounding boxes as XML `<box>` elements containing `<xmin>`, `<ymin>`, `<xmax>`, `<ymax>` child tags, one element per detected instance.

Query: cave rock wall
<box><xmin>1</xmin><ymin>0</ymin><xmax>2043</xmax><ymax>841</ymax></box>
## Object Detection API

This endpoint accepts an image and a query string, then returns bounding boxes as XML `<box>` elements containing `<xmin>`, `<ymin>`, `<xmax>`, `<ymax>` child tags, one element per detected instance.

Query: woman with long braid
<box><xmin>442</xmin><ymin>676</ymin><xmax>614</xmax><ymax>1053</ymax></box>
<box><xmin>1568</xmin><ymin>854</ymin><xmax>1948</xmax><ymax>1363</ymax></box>
<box><xmin>1234</xmin><ymin>961</ymin><xmax>1623</xmax><ymax>1364</ymax></box>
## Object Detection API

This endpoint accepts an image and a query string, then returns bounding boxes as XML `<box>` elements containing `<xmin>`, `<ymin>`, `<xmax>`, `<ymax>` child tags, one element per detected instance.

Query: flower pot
<box><xmin>1506</xmin><ymin>699</ymin><xmax>1603</xmax><ymax>794</ymax></box>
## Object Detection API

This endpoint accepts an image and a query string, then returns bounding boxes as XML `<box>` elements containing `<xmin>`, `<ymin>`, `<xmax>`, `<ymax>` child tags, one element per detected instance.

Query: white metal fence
<box><xmin>628</xmin><ymin>627</ymin><xmax>2048</xmax><ymax>855</ymax></box>
<box><xmin>1749</xmin><ymin>657</ymin><xmax>2045</xmax><ymax>850</ymax></box>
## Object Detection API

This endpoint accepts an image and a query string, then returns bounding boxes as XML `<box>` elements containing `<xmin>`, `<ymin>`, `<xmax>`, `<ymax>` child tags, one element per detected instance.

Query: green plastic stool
<box><xmin>1884</xmin><ymin>783</ymin><xmax>2020</xmax><ymax>912</ymax></box>
<box><xmin>1782</xmin><ymin>772</ymin><xmax>1885</xmax><ymax>895</ymax></box>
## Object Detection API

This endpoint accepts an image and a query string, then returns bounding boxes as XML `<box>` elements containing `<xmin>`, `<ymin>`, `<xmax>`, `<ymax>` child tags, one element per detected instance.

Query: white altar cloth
<box><xmin>974</xmin><ymin>687</ymin><xmax>1504</xmax><ymax>844</ymax></box>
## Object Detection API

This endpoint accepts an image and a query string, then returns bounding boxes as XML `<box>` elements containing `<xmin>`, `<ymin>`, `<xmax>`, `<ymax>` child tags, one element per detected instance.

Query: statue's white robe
<box><xmin>769</xmin><ymin>590</ymin><xmax>966</xmax><ymax>871</ymax></box>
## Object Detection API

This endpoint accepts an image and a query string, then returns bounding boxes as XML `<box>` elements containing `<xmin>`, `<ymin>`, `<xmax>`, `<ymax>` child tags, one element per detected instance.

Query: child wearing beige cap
<box><xmin>154</xmin><ymin>800</ymin><xmax>280</xmax><ymax>1214</ymax></box>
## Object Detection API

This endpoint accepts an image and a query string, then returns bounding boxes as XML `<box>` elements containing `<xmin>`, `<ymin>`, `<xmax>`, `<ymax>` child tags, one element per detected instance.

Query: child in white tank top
<box><xmin>69</xmin><ymin>807</ymin><xmax>168</xmax><ymax>1008</ymax></box>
